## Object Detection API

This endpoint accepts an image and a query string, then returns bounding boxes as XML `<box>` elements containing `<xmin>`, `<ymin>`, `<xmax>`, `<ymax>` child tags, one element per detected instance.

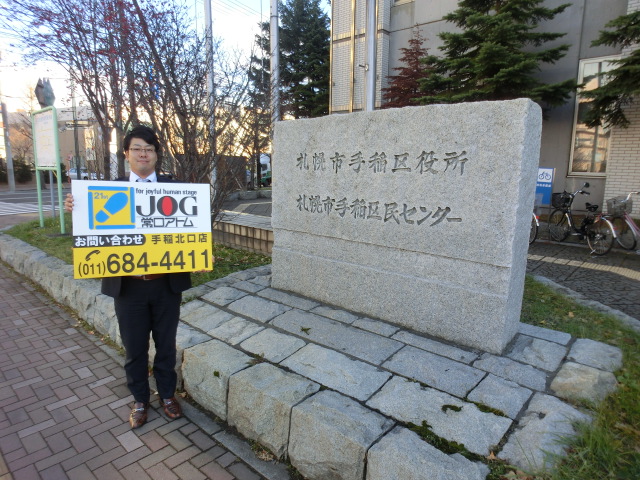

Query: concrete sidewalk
<box><xmin>0</xmin><ymin>261</ymin><xmax>285</xmax><ymax>480</ymax></box>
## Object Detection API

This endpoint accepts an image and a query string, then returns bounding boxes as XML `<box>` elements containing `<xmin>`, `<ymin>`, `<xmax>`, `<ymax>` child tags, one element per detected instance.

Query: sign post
<box><xmin>70</xmin><ymin>181</ymin><xmax>213</xmax><ymax>279</ymax></box>
<box><xmin>535</xmin><ymin>167</ymin><xmax>554</xmax><ymax>207</ymax></box>
<box><xmin>32</xmin><ymin>106</ymin><xmax>65</xmax><ymax>233</ymax></box>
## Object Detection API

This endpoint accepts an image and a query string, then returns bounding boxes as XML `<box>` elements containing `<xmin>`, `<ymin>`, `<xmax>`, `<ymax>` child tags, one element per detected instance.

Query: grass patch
<box><xmin>520</xmin><ymin>276</ymin><xmax>640</xmax><ymax>480</ymax></box>
<box><xmin>4</xmin><ymin>214</ymin><xmax>271</xmax><ymax>287</ymax></box>
<box><xmin>4</xmin><ymin>218</ymin><xmax>639</xmax><ymax>479</ymax></box>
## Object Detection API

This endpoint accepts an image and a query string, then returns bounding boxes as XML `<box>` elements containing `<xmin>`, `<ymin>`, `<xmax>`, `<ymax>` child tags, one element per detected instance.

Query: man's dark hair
<box><xmin>123</xmin><ymin>126</ymin><xmax>160</xmax><ymax>153</ymax></box>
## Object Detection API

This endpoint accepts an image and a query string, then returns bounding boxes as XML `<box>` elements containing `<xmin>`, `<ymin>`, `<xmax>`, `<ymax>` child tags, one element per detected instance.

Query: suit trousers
<box><xmin>114</xmin><ymin>276</ymin><xmax>181</xmax><ymax>403</ymax></box>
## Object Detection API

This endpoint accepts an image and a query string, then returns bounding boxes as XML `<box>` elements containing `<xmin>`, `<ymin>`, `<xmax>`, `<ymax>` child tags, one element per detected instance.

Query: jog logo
<box><xmin>88</xmin><ymin>186</ymin><xmax>136</xmax><ymax>230</ymax></box>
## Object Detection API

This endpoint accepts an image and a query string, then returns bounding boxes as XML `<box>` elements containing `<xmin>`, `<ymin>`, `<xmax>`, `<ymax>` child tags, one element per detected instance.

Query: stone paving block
<box><xmin>201</xmin><ymin>286</ymin><xmax>248</xmax><ymax>306</ymax></box>
<box><xmin>228</xmin><ymin>363</ymin><xmax>320</xmax><ymax>458</ymax></box>
<box><xmin>467</xmin><ymin>373</ymin><xmax>532</xmax><ymax>419</ymax></box>
<box><xmin>180</xmin><ymin>300</ymin><xmax>235</xmax><ymax>332</ymax></box>
<box><xmin>227</xmin><ymin>296</ymin><xmax>292</xmax><ymax>323</ymax></box>
<box><xmin>473</xmin><ymin>353</ymin><xmax>547</xmax><ymax>391</ymax></box>
<box><xmin>247</xmin><ymin>272</ymin><xmax>271</xmax><ymax>286</ymax></box>
<box><xmin>391</xmin><ymin>331</ymin><xmax>479</xmax><ymax>363</ymax></box>
<box><xmin>232</xmin><ymin>280</ymin><xmax>266</xmax><ymax>293</ymax></box>
<box><xmin>207</xmin><ymin>317</ymin><xmax>264</xmax><ymax>345</ymax></box>
<box><xmin>567</xmin><ymin>338</ymin><xmax>623</xmax><ymax>372</ymax></box>
<box><xmin>506</xmin><ymin>335</ymin><xmax>568</xmax><ymax>371</ymax></box>
<box><xmin>550</xmin><ymin>362</ymin><xmax>618</xmax><ymax>403</ymax></box>
<box><xmin>367</xmin><ymin>376</ymin><xmax>511</xmax><ymax>455</ymax></box>
<box><xmin>383</xmin><ymin>346</ymin><xmax>485</xmax><ymax>397</ymax></box>
<box><xmin>272</xmin><ymin>310</ymin><xmax>403</xmax><ymax>364</ymax></box>
<box><xmin>239</xmin><ymin>329</ymin><xmax>306</xmax><ymax>363</ymax></box>
<box><xmin>499</xmin><ymin>393</ymin><xmax>591</xmax><ymax>472</ymax></box>
<box><xmin>308</xmin><ymin>305</ymin><xmax>359</xmax><ymax>324</ymax></box>
<box><xmin>311</xmin><ymin>305</ymin><xmax>360</xmax><ymax>324</ymax></box>
<box><xmin>182</xmin><ymin>339</ymin><xmax>251</xmax><ymax>421</ymax></box>
<box><xmin>351</xmin><ymin>317</ymin><xmax>399</xmax><ymax>337</ymax></box>
<box><xmin>366</xmin><ymin>426</ymin><xmax>489</xmax><ymax>480</ymax></box>
<box><xmin>258</xmin><ymin>288</ymin><xmax>320</xmax><ymax>310</ymax></box>
<box><xmin>289</xmin><ymin>390</ymin><xmax>394</xmax><ymax>480</ymax></box>
<box><xmin>518</xmin><ymin>323</ymin><xmax>572</xmax><ymax>345</ymax></box>
<box><xmin>281</xmin><ymin>344</ymin><xmax>391</xmax><ymax>401</ymax></box>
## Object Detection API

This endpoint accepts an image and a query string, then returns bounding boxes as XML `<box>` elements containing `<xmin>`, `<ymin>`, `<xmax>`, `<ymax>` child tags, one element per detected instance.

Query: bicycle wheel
<box><xmin>611</xmin><ymin>217</ymin><xmax>637</xmax><ymax>250</ymax></box>
<box><xmin>586</xmin><ymin>218</ymin><xmax>615</xmax><ymax>256</ymax></box>
<box><xmin>548</xmin><ymin>209</ymin><xmax>570</xmax><ymax>242</ymax></box>
<box><xmin>529</xmin><ymin>214</ymin><xmax>538</xmax><ymax>244</ymax></box>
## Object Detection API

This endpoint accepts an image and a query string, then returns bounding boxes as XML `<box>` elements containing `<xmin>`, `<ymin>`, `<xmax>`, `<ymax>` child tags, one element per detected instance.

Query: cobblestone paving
<box><xmin>0</xmin><ymin>262</ymin><xmax>268</xmax><ymax>480</ymax></box>
<box><xmin>527</xmin><ymin>241</ymin><xmax>640</xmax><ymax>321</ymax></box>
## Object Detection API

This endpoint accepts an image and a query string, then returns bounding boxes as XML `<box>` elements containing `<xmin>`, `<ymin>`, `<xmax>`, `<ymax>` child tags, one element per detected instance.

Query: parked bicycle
<box><xmin>606</xmin><ymin>191</ymin><xmax>640</xmax><ymax>250</ymax></box>
<box><xmin>548</xmin><ymin>182</ymin><xmax>616</xmax><ymax>256</ymax></box>
<box><xmin>529</xmin><ymin>212</ymin><xmax>539</xmax><ymax>245</ymax></box>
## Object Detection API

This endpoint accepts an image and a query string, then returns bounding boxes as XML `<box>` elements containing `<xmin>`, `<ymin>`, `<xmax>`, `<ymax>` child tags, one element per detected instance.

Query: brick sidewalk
<box><xmin>0</xmin><ymin>262</ymin><xmax>268</xmax><ymax>480</ymax></box>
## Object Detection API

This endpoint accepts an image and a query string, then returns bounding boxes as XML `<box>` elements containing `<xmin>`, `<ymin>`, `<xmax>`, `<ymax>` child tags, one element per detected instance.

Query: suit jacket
<box><xmin>101</xmin><ymin>174</ymin><xmax>192</xmax><ymax>298</ymax></box>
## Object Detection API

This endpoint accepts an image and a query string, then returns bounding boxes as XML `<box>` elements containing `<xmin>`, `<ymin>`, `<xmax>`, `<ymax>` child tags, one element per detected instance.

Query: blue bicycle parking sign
<box><xmin>535</xmin><ymin>167</ymin><xmax>554</xmax><ymax>205</ymax></box>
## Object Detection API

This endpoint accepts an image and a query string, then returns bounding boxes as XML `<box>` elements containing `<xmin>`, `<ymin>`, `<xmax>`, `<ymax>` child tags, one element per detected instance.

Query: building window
<box><xmin>569</xmin><ymin>57</ymin><xmax>619</xmax><ymax>175</ymax></box>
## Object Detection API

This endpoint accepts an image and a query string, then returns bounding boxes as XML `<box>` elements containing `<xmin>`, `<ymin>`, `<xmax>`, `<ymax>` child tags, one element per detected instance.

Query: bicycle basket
<box><xmin>606</xmin><ymin>196</ymin><xmax>633</xmax><ymax>216</ymax></box>
<box><xmin>551</xmin><ymin>192</ymin><xmax>571</xmax><ymax>209</ymax></box>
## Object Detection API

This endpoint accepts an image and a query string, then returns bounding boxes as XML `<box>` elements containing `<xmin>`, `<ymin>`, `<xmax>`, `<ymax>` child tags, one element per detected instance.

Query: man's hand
<box><xmin>64</xmin><ymin>193</ymin><xmax>74</xmax><ymax>213</ymax></box>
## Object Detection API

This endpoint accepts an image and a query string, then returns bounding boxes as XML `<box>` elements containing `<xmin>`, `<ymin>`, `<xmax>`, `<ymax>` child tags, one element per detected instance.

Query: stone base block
<box><xmin>367</xmin><ymin>427</ymin><xmax>489</xmax><ymax>480</ymax></box>
<box><xmin>227</xmin><ymin>363</ymin><xmax>320</xmax><ymax>458</ymax></box>
<box><xmin>182</xmin><ymin>339</ymin><xmax>251</xmax><ymax>421</ymax></box>
<box><xmin>289</xmin><ymin>391</ymin><xmax>393</xmax><ymax>480</ymax></box>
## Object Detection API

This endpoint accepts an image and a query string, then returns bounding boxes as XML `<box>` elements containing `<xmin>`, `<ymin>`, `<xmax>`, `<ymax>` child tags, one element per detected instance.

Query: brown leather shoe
<box><xmin>162</xmin><ymin>397</ymin><xmax>183</xmax><ymax>420</ymax></box>
<box><xmin>129</xmin><ymin>402</ymin><xmax>148</xmax><ymax>429</ymax></box>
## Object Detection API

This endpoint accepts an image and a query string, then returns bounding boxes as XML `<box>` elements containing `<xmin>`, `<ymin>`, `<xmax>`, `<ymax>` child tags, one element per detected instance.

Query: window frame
<box><xmin>568</xmin><ymin>55</ymin><xmax>621</xmax><ymax>178</ymax></box>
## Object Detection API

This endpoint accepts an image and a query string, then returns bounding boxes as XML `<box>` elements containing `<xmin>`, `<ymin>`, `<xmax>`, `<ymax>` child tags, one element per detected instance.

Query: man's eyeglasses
<box><xmin>129</xmin><ymin>147</ymin><xmax>156</xmax><ymax>154</ymax></box>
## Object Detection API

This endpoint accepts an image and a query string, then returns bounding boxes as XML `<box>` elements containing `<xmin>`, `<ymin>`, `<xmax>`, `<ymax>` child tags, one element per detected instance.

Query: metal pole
<box><xmin>71</xmin><ymin>76</ymin><xmax>81</xmax><ymax>180</ymax></box>
<box><xmin>364</xmin><ymin>0</ymin><xmax>377</xmax><ymax>112</ymax></box>
<box><xmin>204</xmin><ymin>0</ymin><xmax>217</xmax><ymax>191</ymax></box>
<box><xmin>0</xmin><ymin>101</ymin><xmax>15</xmax><ymax>192</ymax></box>
<box><xmin>270</xmin><ymin>0</ymin><xmax>280</xmax><ymax>127</ymax></box>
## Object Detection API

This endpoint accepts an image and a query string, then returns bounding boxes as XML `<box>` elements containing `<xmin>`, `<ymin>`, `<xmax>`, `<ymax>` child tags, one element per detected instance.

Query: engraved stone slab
<box><xmin>272</xmin><ymin>100</ymin><xmax>542</xmax><ymax>353</ymax></box>
<box><xmin>383</xmin><ymin>346</ymin><xmax>485</xmax><ymax>397</ymax></box>
<box><xmin>272</xmin><ymin>310</ymin><xmax>403</xmax><ymax>364</ymax></box>
<box><xmin>367</xmin><ymin>376</ymin><xmax>511</xmax><ymax>455</ymax></box>
<box><xmin>289</xmin><ymin>391</ymin><xmax>394</xmax><ymax>480</ymax></box>
<box><xmin>366</xmin><ymin>427</ymin><xmax>489</xmax><ymax>480</ymax></box>
<box><xmin>281</xmin><ymin>344</ymin><xmax>391</xmax><ymax>401</ymax></box>
<box><xmin>228</xmin><ymin>363</ymin><xmax>320</xmax><ymax>458</ymax></box>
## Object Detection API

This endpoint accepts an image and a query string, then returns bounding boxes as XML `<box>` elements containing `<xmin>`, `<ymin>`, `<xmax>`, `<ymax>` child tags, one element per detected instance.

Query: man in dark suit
<box><xmin>65</xmin><ymin>126</ymin><xmax>190</xmax><ymax>429</ymax></box>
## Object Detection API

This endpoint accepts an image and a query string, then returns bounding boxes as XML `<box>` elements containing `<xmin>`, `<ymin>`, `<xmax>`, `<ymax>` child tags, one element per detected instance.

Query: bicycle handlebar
<box><xmin>624</xmin><ymin>191</ymin><xmax>640</xmax><ymax>201</ymax></box>
<box><xmin>569</xmin><ymin>182</ymin><xmax>590</xmax><ymax>197</ymax></box>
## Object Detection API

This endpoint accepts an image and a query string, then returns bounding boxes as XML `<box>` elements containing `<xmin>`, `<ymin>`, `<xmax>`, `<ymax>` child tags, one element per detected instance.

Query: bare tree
<box><xmin>3</xmin><ymin>0</ymin><xmax>257</xmax><ymax>221</ymax></box>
